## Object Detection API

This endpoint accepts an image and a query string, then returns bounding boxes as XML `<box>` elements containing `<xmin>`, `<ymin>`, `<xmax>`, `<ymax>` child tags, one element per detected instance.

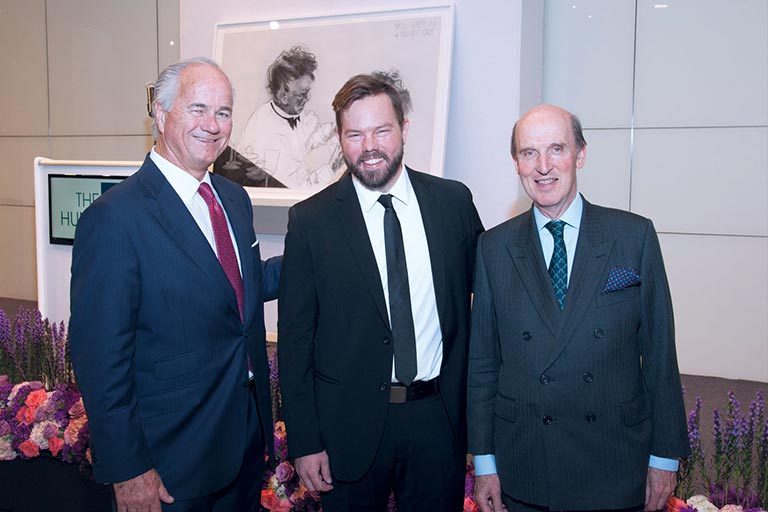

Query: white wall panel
<box><xmin>0</xmin><ymin>0</ymin><xmax>49</xmax><ymax>136</ymax></box>
<box><xmin>578</xmin><ymin>128</ymin><xmax>631</xmax><ymax>211</ymax></box>
<box><xmin>632</xmin><ymin>127</ymin><xmax>768</xmax><ymax>236</ymax></box>
<box><xmin>50</xmin><ymin>136</ymin><xmax>154</xmax><ymax>162</ymax></box>
<box><xmin>661</xmin><ymin>233</ymin><xmax>768</xmax><ymax>383</ymax></box>
<box><xmin>543</xmin><ymin>0</ymin><xmax>635</xmax><ymax>128</ymax></box>
<box><xmin>0</xmin><ymin>138</ymin><xmax>49</xmax><ymax>206</ymax></box>
<box><xmin>635</xmin><ymin>0</ymin><xmax>768</xmax><ymax>127</ymax></box>
<box><xmin>0</xmin><ymin>206</ymin><xmax>37</xmax><ymax>300</ymax></box>
<box><xmin>46</xmin><ymin>0</ymin><xmax>158</xmax><ymax>136</ymax></box>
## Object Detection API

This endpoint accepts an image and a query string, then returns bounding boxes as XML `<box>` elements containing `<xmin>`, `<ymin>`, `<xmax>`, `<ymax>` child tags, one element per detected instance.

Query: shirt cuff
<box><xmin>648</xmin><ymin>455</ymin><xmax>679</xmax><ymax>471</ymax></box>
<box><xmin>472</xmin><ymin>454</ymin><xmax>498</xmax><ymax>476</ymax></box>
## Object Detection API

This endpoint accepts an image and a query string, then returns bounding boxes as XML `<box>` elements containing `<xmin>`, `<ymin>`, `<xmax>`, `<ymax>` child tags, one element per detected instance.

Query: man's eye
<box><xmin>217</xmin><ymin>111</ymin><xmax>231</xmax><ymax>120</ymax></box>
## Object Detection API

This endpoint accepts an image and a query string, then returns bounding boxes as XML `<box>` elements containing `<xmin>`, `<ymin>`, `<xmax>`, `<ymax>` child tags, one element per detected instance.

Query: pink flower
<box><xmin>0</xmin><ymin>375</ymin><xmax>8</xmax><ymax>386</ymax></box>
<box><xmin>15</xmin><ymin>405</ymin><xmax>35</xmax><ymax>425</ymax></box>
<box><xmin>18</xmin><ymin>439</ymin><xmax>40</xmax><ymax>458</ymax></box>
<box><xmin>261</xmin><ymin>489</ymin><xmax>293</xmax><ymax>512</ymax></box>
<box><xmin>64</xmin><ymin>416</ymin><xmax>87</xmax><ymax>445</ymax></box>
<box><xmin>68</xmin><ymin>399</ymin><xmax>86</xmax><ymax>419</ymax></box>
<box><xmin>275</xmin><ymin>461</ymin><xmax>295</xmax><ymax>483</ymax></box>
<box><xmin>464</xmin><ymin>496</ymin><xmax>480</xmax><ymax>512</ymax></box>
<box><xmin>0</xmin><ymin>420</ymin><xmax>10</xmax><ymax>437</ymax></box>
<box><xmin>719</xmin><ymin>506</ymin><xmax>743</xmax><ymax>512</ymax></box>
<box><xmin>667</xmin><ymin>497</ymin><xmax>688</xmax><ymax>512</ymax></box>
<box><xmin>48</xmin><ymin>436</ymin><xmax>64</xmax><ymax>457</ymax></box>
<box><xmin>25</xmin><ymin>388</ymin><xmax>47</xmax><ymax>408</ymax></box>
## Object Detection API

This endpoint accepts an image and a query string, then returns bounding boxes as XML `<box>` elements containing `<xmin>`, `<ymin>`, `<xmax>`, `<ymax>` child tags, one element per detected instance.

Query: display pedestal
<box><xmin>0</xmin><ymin>452</ymin><xmax>112</xmax><ymax>511</ymax></box>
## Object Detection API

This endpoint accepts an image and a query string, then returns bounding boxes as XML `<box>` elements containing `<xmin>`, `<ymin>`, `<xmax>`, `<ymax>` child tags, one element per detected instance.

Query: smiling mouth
<box><xmin>358</xmin><ymin>152</ymin><xmax>388</xmax><ymax>167</ymax></box>
<box><xmin>193</xmin><ymin>136</ymin><xmax>219</xmax><ymax>143</ymax></box>
<box><xmin>536</xmin><ymin>178</ymin><xmax>557</xmax><ymax>185</ymax></box>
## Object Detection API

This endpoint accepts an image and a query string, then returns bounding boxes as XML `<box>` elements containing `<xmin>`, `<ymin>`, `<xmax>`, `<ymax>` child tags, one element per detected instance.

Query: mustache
<box><xmin>356</xmin><ymin>151</ymin><xmax>390</xmax><ymax>165</ymax></box>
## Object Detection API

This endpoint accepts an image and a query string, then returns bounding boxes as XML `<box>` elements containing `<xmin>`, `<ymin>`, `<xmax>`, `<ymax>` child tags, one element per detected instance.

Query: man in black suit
<box><xmin>467</xmin><ymin>104</ymin><xmax>689</xmax><ymax>512</ymax></box>
<box><xmin>70</xmin><ymin>58</ymin><xmax>280</xmax><ymax>511</ymax></box>
<box><xmin>278</xmin><ymin>73</ymin><xmax>484</xmax><ymax>511</ymax></box>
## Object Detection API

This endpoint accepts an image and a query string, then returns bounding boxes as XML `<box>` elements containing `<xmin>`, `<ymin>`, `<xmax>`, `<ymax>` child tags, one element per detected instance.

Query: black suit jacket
<box><xmin>467</xmin><ymin>198</ymin><xmax>689</xmax><ymax>509</ymax></box>
<box><xmin>278</xmin><ymin>169</ymin><xmax>483</xmax><ymax>481</ymax></box>
<box><xmin>70</xmin><ymin>155</ymin><xmax>280</xmax><ymax>500</ymax></box>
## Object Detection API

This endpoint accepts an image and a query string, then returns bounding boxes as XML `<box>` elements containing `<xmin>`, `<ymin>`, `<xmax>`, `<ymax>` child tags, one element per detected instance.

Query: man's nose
<box><xmin>362</xmin><ymin>133</ymin><xmax>378</xmax><ymax>151</ymax></box>
<box><xmin>200</xmin><ymin>113</ymin><xmax>221</xmax><ymax>133</ymax></box>
<box><xmin>536</xmin><ymin>153</ymin><xmax>552</xmax><ymax>173</ymax></box>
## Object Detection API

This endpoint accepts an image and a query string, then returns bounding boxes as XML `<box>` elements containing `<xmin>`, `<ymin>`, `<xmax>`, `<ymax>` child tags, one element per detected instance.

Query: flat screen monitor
<box><xmin>48</xmin><ymin>174</ymin><xmax>126</xmax><ymax>245</ymax></box>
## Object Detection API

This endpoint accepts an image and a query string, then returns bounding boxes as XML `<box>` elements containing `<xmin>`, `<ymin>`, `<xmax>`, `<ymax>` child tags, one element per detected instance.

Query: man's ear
<box><xmin>153</xmin><ymin>102</ymin><xmax>166</xmax><ymax>134</ymax></box>
<box><xmin>401</xmin><ymin>118</ymin><xmax>410</xmax><ymax>144</ymax></box>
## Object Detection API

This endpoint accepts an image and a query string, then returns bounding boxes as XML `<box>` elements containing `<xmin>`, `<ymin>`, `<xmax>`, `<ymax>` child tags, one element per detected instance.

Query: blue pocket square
<box><xmin>602</xmin><ymin>266</ymin><xmax>641</xmax><ymax>294</ymax></box>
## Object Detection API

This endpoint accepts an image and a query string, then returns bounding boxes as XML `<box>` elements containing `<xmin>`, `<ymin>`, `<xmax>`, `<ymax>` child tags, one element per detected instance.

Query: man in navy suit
<box><xmin>278</xmin><ymin>74</ymin><xmax>483</xmax><ymax>511</ymax></box>
<box><xmin>467</xmin><ymin>105</ymin><xmax>689</xmax><ymax>512</ymax></box>
<box><xmin>70</xmin><ymin>57</ymin><xmax>280</xmax><ymax>511</ymax></box>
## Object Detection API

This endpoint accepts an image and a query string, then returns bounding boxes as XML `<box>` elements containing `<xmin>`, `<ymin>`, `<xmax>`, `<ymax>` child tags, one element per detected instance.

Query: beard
<box><xmin>345</xmin><ymin>146</ymin><xmax>404</xmax><ymax>191</ymax></box>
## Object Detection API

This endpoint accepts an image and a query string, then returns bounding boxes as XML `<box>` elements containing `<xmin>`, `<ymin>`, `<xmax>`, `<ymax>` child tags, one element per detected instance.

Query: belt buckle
<box><xmin>389</xmin><ymin>385</ymin><xmax>407</xmax><ymax>404</ymax></box>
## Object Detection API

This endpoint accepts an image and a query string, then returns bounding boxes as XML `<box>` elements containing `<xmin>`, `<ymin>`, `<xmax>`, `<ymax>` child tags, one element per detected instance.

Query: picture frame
<box><xmin>212</xmin><ymin>4</ymin><xmax>455</xmax><ymax>206</ymax></box>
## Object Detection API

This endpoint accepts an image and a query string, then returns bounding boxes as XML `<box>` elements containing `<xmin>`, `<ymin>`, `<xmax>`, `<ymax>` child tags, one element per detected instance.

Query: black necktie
<box><xmin>378</xmin><ymin>194</ymin><xmax>417</xmax><ymax>385</ymax></box>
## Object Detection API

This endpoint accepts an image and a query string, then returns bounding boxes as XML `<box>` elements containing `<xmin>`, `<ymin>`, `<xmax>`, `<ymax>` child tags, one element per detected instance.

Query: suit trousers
<box><xmin>321</xmin><ymin>393</ymin><xmax>465</xmax><ymax>512</ymax></box>
<box><xmin>502</xmin><ymin>492</ymin><xmax>644</xmax><ymax>512</ymax></box>
<box><xmin>156</xmin><ymin>385</ymin><xmax>265</xmax><ymax>512</ymax></box>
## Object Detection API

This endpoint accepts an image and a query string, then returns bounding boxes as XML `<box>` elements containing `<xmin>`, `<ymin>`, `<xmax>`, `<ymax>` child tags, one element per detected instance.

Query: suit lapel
<box><xmin>542</xmin><ymin>200</ymin><xmax>614</xmax><ymax>370</ymax></box>
<box><xmin>507</xmin><ymin>209</ymin><xmax>560</xmax><ymax>336</ymax></box>
<box><xmin>138</xmin><ymin>160</ymin><xmax>241</xmax><ymax>320</ymax></box>
<box><xmin>333</xmin><ymin>174</ymin><xmax>390</xmax><ymax>328</ymax></box>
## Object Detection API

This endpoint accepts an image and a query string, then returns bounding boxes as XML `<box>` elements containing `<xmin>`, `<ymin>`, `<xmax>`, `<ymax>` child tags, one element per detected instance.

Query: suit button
<box><xmin>539</xmin><ymin>374</ymin><xmax>550</xmax><ymax>385</ymax></box>
<box><xmin>583</xmin><ymin>372</ymin><xmax>594</xmax><ymax>383</ymax></box>
<box><xmin>542</xmin><ymin>416</ymin><xmax>553</xmax><ymax>425</ymax></box>
<box><xmin>593</xmin><ymin>328</ymin><xmax>604</xmax><ymax>339</ymax></box>
<box><xmin>522</xmin><ymin>331</ymin><xmax>532</xmax><ymax>341</ymax></box>
<box><xmin>379</xmin><ymin>383</ymin><xmax>389</xmax><ymax>392</ymax></box>
<box><xmin>383</xmin><ymin>336</ymin><xmax>391</xmax><ymax>345</ymax></box>
<box><xmin>586</xmin><ymin>413</ymin><xmax>597</xmax><ymax>423</ymax></box>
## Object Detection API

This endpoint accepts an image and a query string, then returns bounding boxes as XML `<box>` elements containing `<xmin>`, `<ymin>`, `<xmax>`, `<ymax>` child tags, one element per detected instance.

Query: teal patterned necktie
<box><xmin>545</xmin><ymin>220</ymin><xmax>567</xmax><ymax>310</ymax></box>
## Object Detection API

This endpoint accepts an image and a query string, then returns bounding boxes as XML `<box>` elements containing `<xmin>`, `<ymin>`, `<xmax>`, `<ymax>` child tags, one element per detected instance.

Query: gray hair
<box><xmin>150</xmin><ymin>57</ymin><xmax>231</xmax><ymax>139</ymax></box>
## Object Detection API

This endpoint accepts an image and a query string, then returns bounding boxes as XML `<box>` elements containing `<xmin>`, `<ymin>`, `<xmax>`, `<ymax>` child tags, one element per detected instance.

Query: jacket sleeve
<box><xmin>69</xmin><ymin>199</ymin><xmax>154</xmax><ymax>483</ymax></box>
<box><xmin>277</xmin><ymin>205</ymin><xmax>325</xmax><ymax>458</ymax></box>
<box><xmin>637</xmin><ymin>219</ymin><xmax>690</xmax><ymax>458</ymax></box>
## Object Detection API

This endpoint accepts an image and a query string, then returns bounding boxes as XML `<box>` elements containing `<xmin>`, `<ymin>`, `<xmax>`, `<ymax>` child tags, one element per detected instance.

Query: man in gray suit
<box><xmin>467</xmin><ymin>105</ymin><xmax>689</xmax><ymax>512</ymax></box>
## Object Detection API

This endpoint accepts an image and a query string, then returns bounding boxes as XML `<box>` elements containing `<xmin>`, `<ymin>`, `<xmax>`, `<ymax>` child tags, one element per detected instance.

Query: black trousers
<box><xmin>502</xmin><ymin>493</ymin><xmax>644</xmax><ymax>512</ymax></box>
<box><xmin>321</xmin><ymin>393</ymin><xmax>465</xmax><ymax>512</ymax></box>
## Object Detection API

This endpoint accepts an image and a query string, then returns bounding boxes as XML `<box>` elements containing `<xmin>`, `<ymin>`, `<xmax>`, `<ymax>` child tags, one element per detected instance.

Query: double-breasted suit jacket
<box><xmin>278</xmin><ymin>169</ymin><xmax>484</xmax><ymax>481</ymax></box>
<box><xmin>467</xmin><ymin>198</ymin><xmax>689</xmax><ymax>510</ymax></box>
<box><xmin>70</xmin><ymin>156</ymin><xmax>280</xmax><ymax>500</ymax></box>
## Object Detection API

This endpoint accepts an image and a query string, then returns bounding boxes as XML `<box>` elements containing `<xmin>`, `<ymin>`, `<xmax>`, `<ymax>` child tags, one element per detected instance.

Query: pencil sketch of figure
<box><xmin>233</xmin><ymin>45</ymin><xmax>343</xmax><ymax>189</ymax></box>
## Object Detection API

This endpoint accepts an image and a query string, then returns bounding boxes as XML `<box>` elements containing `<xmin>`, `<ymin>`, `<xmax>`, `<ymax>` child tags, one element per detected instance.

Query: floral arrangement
<box><xmin>0</xmin><ymin>378</ymin><xmax>91</xmax><ymax>468</ymax></box>
<box><xmin>2</xmin><ymin>306</ymin><xmax>766</xmax><ymax>512</ymax></box>
<box><xmin>677</xmin><ymin>388</ymin><xmax>768</xmax><ymax>510</ymax></box>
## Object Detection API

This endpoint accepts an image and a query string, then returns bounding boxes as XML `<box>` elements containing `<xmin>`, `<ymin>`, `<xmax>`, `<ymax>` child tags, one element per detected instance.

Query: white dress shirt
<box><xmin>352</xmin><ymin>167</ymin><xmax>443</xmax><ymax>383</ymax></box>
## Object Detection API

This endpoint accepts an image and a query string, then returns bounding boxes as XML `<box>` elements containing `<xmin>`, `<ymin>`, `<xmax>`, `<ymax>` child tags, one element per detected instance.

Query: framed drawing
<box><xmin>212</xmin><ymin>5</ymin><xmax>454</xmax><ymax>206</ymax></box>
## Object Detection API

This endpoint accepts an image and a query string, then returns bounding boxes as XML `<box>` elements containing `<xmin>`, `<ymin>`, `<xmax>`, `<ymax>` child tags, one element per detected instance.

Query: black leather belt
<box><xmin>389</xmin><ymin>378</ymin><xmax>440</xmax><ymax>404</ymax></box>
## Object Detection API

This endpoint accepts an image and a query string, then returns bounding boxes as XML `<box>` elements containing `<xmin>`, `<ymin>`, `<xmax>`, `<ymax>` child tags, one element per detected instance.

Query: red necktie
<box><xmin>198</xmin><ymin>182</ymin><xmax>244</xmax><ymax>320</ymax></box>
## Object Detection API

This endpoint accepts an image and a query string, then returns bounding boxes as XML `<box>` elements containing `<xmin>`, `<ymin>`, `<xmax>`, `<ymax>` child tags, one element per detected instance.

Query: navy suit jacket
<box><xmin>467</xmin><ymin>198</ymin><xmax>689</xmax><ymax>509</ymax></box>
<box><xmin>278</xmin><ymin>169</ymin><xmax>483</xmax><ymax>481</ymax></box>
<box><xmin>70</xmin><ymin>155</ymin><xmax>280</xmax><ymax>500</ymax></box>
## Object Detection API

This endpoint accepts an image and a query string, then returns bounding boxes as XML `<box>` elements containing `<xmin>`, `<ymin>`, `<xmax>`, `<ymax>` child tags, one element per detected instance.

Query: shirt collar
<box><xmin>352</xmin><ymin>164</ymin><xmax>412</xmax><ymax>213</ymax></box>
<box><xmin>270</xmin><ymin>100</ymin><xmax>300</xmax><ymax>120</ymax></box>
<box><xmin>533</xmin><ymin>193</ymin><xmax>583</xmax><ymax>233</ymax></box>
<box><xmin>150</xmin><ymin>147</ymin><xmax>213</xmax><ymax>205</ymax></box>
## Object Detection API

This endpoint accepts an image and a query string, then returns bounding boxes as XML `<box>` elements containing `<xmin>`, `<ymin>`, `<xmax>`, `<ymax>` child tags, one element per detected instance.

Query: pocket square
<box><xmin>602</xmin><ymin>266</ymin><xmax>641</xmax><ymax>294</ymax></box>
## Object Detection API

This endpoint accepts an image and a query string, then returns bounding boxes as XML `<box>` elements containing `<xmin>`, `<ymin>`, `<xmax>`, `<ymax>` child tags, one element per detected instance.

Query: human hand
<box><xmin>645</xmin><ymin>466</ymin><xmax>677</xmax><ymax>511</ymax></box>
<box><xmin>475</xmin><ymin>473</ymin><xmax>507</xmax><ymax>512</ymax></box>
<box><xmin>295</xmin><ymin>450</ymin><xmax>334</xmax><ymax>492</ymax></box>
<box><xmin>113</xmin><ymin>468</ymin><xmax>174</xmax><ymax>512</ymax></box>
